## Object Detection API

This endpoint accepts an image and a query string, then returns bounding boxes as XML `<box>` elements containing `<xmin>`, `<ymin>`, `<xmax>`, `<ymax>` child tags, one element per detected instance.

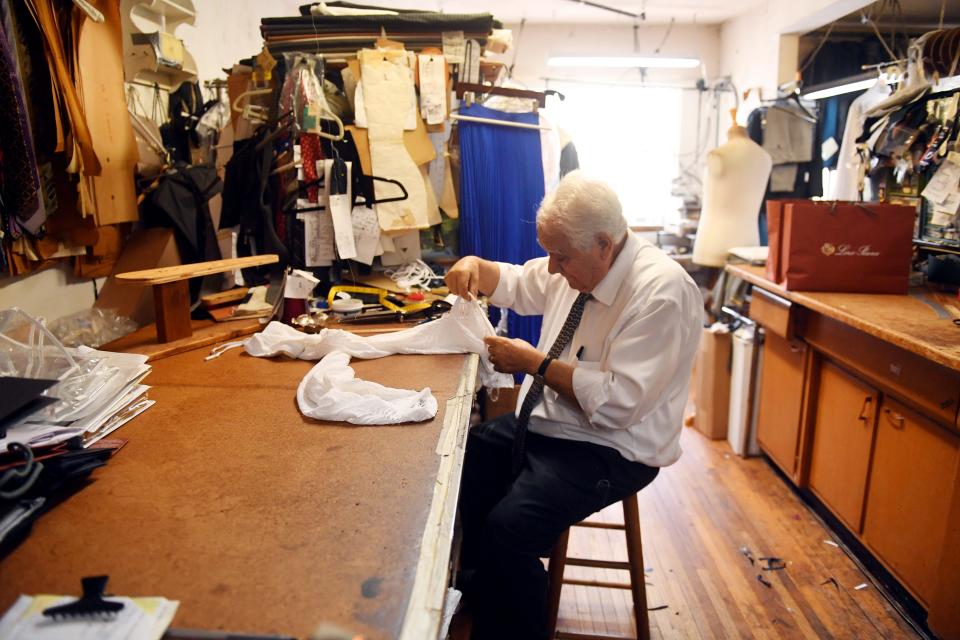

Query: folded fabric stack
<box><xmin>261</xmin><ymin>1</ymin><xmax>498</xmax><ymax>56</ymax></box>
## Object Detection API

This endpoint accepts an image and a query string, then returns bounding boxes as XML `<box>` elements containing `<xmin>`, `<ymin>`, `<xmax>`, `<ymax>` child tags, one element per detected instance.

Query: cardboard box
<box><xmin>693</xmin><ymin>325</ymin><xmax>733</xmax><ymax>440</ymax></box>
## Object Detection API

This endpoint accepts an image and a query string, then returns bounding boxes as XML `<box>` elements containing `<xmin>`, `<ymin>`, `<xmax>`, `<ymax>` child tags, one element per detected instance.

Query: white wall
<box><xmin>718</xmin><ymin>0</ymin><xmax>874</xmax><ymax>110</ymax></box>
<box><xmin>0</xmin><ymin>264</ymin><xmax>98</xmax><ymax>321</ymax></box>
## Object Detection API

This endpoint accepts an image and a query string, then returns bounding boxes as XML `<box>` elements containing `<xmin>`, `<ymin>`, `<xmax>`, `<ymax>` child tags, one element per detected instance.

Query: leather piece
<box><xmin>23</xmin><ymin>0</ymin><xmax>100</xmax><ymax>175</ymax></box>
<box><xmin>77</xmin><ymin>0</ymin><xmax>138</xmax><ymax>224</ymax></box>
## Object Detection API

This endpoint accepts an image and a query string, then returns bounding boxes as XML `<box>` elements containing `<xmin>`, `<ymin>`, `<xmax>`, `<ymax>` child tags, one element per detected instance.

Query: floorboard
<box><xmin>550</xmin><ymin>426</ymin><xmax>918</xmax><ymax>639</ymax></box>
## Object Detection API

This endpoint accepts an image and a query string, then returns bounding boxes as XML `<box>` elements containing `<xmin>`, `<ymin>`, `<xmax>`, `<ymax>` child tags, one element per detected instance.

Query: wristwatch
<box><xmin>534</xmin><ymin>356</ymin><xmax>554</xmax><ymax>384</ymax></box>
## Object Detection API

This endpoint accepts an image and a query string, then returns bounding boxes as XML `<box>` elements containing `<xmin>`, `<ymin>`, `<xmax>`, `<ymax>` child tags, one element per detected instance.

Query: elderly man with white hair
<box><xmin>445</xmin><ymin>171</ymin><xmax>703</xmax><ymax>640</ymax></box>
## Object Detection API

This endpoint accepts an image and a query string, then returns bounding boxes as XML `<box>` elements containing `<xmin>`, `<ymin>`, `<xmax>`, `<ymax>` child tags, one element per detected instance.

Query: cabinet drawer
<box><xmin>808</xmin><ymin>360</ymin><xmax>878</xmax><ymax>533</ymax></box>
<box><xmin>750</xmin><ymin>287</ymin><xmax>794</xmax><ymax>338</ymax></box>
<box><xmin>756</xmin><ymin>333</ymin><xmax>806</xmax><ymax>477</ymax></box>
<box><xmin>805</xmin><ymin>314</ymin><xmax>960</xmax><ymax>427</ymax></box>
<box><xmin>862</xmin><ymin>398</ymin><xmax>960</xmax><ymax>606</ymax></box>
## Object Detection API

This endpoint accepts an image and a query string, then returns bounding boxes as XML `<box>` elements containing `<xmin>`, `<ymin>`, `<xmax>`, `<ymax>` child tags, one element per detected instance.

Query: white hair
<box><xmin>536</xmin><ymin>171</ymin><xmax>628</xmax><ymax>251</ymax></box>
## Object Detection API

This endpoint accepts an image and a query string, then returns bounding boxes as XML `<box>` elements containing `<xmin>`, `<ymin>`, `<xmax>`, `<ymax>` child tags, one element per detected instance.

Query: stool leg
<box><xmin>622</xmin><ymin>495</ymin><xmax>650</xmax><ymax>640</ymax></box>
<box><xmin>546</xmin><ymin>528</ymin><xmax>570</xmax><ymax>638</ymax></box>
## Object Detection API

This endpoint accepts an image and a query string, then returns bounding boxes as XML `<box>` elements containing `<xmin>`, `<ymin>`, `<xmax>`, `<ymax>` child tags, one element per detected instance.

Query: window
<box><xmin>547</xmin><ymin>83</ymin><xmax>684</xmax><ymax>228</ymax></box>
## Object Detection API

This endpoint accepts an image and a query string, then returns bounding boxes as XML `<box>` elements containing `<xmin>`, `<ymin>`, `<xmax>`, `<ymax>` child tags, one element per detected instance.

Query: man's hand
<box><xmin>444</xmin><ymin>256</ymin><xmax>500</xmax><ymax>301</ymax></box>
<box><xmin>483</xmin><ymin>336</ymin><xmax>543</xmax><ymax>375</ymax></box>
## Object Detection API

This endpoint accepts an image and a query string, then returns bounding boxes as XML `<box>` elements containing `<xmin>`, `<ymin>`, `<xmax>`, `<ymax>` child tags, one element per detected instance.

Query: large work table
<box><xmin>0</xmin><ymin>338</ymin><xmax>479</xmax><ymax>640</ymax></box>
<box><xmin>726</xmin><ymin>264</ymin><xmax>960</xmax><ymax>638</ymax></box>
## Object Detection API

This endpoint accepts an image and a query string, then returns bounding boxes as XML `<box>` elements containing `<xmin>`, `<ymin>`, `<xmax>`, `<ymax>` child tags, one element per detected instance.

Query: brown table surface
<box><xmin>726</xmin><ymin>263</ymin><xmax>960</xmax><ymax>372</ymax></box>
<box><xmin>0</xmin><ymin>343</ymin><xmax>477</xmax><ymax>640</ymax></box>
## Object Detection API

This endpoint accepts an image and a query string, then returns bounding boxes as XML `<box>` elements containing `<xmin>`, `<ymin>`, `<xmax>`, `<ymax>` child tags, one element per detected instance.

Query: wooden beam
<box><xmin>153</xmin><ymin>280</ymin><xmax>192</xmax><ymax>343</ymax></box>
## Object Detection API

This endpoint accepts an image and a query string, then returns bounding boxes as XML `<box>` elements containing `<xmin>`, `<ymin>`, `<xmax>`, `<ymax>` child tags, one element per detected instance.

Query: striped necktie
<box><xmin>512</xmin><ymin>292</ymin><xmax>591</xmax><ymax>476</ymax></box>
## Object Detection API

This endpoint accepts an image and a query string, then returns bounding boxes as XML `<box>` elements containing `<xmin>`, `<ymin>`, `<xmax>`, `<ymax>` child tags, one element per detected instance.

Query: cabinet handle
<box><xmin>857</xmin><ymin>397</ymin><xmax>872</xmax><ymax>422</ymax></box>
<box><xmin>883</xmin><ymin>408</ymin><xmax>905</xmax><ymax>429</ymax></box>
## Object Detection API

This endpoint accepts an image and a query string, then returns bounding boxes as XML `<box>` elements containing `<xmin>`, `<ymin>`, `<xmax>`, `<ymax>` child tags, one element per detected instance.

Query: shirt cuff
<box><xmin>487</xmin><ymin>262</ymin><xmax>518</xmax><ymax>308</ymax></box>
<box><xmin>572</xmin><ymin>363</ymin><xmax>610</xmax><ymax>421</ymax></box>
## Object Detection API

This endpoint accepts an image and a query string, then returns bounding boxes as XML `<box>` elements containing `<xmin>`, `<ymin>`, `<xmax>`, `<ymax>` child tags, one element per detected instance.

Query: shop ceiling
<box><xmin>333</xmin><ymin>0</ymin><xmax>764</xmax><ymax>24</ymax></box>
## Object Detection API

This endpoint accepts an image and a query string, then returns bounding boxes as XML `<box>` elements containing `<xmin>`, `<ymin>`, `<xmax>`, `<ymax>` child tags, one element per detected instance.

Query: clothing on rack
<box><xmin>747</xmin><ymin>100</ymin><xmax>823</xmax><ymax>242</ymax></box>
<box><xmin>832</xmin><ymin>80</ymin><xmax>891</xmax><ymax>200</ymax></box>
<box><xmin>458</xmin><ymin>103</ymin><xmax>547</xmax><ymax>352</ymax></box>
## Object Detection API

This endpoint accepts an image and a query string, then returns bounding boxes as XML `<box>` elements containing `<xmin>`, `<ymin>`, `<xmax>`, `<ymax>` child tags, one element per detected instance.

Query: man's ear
<box><xmin>596</xmin><ymin>233</ymin><xmax>613</xmax><ymax>259</ymax></box>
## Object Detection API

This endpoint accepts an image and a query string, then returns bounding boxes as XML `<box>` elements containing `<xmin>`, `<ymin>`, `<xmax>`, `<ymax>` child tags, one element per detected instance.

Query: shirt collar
<box><xmin>589</xmin><ymin>232</ymin><xmax>641</xmax><ymax>306</ymax></box>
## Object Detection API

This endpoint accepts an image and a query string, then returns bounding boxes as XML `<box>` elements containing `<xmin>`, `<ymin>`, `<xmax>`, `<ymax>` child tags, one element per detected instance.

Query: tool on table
<box><xmin>337</xmin><ymin>299</ymin><xmax>452</xmax><ymax>325</ymax></box>
<box><xmin>42</xmin><ymin>575</ymin><xmax>124</xmax><ymax>620</ymax></box>
<box><xmin>327</xmin><ymin>285</ymin><xmax>433</xmax><ymax>315</ymax></box>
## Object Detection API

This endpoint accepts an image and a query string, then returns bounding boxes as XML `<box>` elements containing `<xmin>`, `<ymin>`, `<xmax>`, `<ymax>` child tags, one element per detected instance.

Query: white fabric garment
<box><xmin>539</xmin><ymin>112</ymin><xmax>561</xmax><ymax>195</ymax></box>
<box><xmin>832</xmin><ymin>81</ymin><xmax>891</xmax><ymax>200</ymax></box>
<box><xmin>243</xmin><ymin>299</ymin><xmax>513</xmax><ymax>424</ymax></box>
<box><xmin>296</xmin><ymin>351</ymin><xmax>437</xmax><ymax>424</ymax></box>
<box><xmin>489</xmin><ymin>232</ymin><xmax>703</xmax><ymax>467</ymax></box>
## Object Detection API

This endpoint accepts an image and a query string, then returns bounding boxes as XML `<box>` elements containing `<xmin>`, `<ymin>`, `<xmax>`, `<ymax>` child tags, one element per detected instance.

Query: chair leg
<box><xmin>622</xmin><ymin>494</ymin><xmax>650</xmax><ymax>640</ymax></box>
<box><xmin>546</xmin><ymin>528</ymin><xmax>570</xmax><ymax>638</ymax></box>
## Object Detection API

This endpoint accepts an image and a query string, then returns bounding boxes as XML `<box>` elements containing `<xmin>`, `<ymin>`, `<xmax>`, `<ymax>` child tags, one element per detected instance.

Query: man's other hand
<box><xmin>483</xmin><ymin>336</ymin><xmax>543</xmax><ymax>375</ymax></box>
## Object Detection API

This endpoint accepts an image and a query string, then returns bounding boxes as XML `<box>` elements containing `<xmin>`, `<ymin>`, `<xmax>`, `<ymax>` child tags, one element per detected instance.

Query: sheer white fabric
<box><xmin>242</xmin><ymin>298</ymin><xmax>512</xmax><ymax>424</ymax></box>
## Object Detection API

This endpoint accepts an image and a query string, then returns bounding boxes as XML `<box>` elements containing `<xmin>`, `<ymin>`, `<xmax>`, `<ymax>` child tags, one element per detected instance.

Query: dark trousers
<box><xmin>458</xmin><ymin>413</ymin><xmax>660</xmax><ymax>640</ymax></box>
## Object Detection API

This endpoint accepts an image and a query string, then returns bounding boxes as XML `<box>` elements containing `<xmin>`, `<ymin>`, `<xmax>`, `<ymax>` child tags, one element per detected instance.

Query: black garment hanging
<box><xmin>141</xmin><ymin>163</ymin><xmax>223</xmax><ymax>300</ymax></box>
<box><xmin>220</xmin><ymin>125</ymin><xmax>291</xmax><ymax>277</ymax></box>
<box><xmin>161</xmin><ymin>82</ymin><xmax>203</xmax><ymax>163</ymax></box>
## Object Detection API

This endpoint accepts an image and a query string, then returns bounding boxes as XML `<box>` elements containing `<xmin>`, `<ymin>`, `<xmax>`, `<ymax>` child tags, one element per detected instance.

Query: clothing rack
<box><xmin>454</xmin><ymin>82</ymin><xmax>564</xmax><ymax>108</ymax></box>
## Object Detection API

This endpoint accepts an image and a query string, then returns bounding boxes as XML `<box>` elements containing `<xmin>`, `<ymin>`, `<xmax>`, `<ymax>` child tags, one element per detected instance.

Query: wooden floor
<box><xmin>455</xmin><ymin>425</ymin><xmax>919</xmax><ymax>639</ymax></box>
<box><xmin>558</xmin><ymin>426</ymin><xmax>917</xmax><ymax>639</ymax></box>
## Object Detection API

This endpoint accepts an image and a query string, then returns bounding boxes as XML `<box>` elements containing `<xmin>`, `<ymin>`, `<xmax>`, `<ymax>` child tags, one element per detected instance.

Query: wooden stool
<box><xmin>546</xmin><ymin>493</ymin><xmax>650</xmax><ymax>640</ymax></box>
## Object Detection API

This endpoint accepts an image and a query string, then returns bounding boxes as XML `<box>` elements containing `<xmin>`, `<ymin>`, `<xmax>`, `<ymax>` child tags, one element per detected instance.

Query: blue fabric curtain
<box><xmin>459</xmin><ymin>104</ymin><xmax>546</xmax><ymax>349</ymax></box>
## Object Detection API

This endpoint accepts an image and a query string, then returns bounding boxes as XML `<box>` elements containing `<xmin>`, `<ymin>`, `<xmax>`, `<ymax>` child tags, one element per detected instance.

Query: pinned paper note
<box><xmin>921</xmin><ymin>160</ymin><xmax>960</xmax><ymax>205</ymax></box>
<box><xmin>296</xmin><ymin>198</ymin><xmax>335</xmax><ymax>267</ymax></box>
<box><xmin>285</xmin><ymin>269</ymin><xmax>320</xmax><ymax>299</ymax></box>
<box><xmin>442</xmin><ymin>31</ymin><xmax>465</xmax><ymax>65</ymax></box>
<box><xmin>351</xmin><ymin>204</ymin><xmax>382</xmax><ymax>265</ymax></box>
<box><xmin>418</xmin><ymin>54</ymin><xmax>447</xmax><ymax>125</ymax></box>
<box><xmin>321</xmin><ymin>159</ymin><xmax>357</xmax><ymax>260</ymax></box>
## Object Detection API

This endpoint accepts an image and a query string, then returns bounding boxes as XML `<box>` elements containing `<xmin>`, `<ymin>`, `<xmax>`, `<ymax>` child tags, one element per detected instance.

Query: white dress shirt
<box><xmin>489</xmin><ymin>232</ymin><xmax>703</xmax><ymax>467</ymax></box>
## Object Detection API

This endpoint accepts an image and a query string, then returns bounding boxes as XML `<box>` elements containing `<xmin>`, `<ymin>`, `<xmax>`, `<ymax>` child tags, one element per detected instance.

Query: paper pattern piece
<box><xmin>380</xmin><ymin>229</ymin><xmax>422</xmax><ymax>266</ymax></box>
<box><xmin>418</xmin><ymin>54</ymin><xmax>447</xmax><ymax>125</ymax></box>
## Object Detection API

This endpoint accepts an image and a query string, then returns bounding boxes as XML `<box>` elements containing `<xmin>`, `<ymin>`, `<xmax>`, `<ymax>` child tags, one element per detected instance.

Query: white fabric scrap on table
<box><xmin>243</xmin><ymin>298</ymin><xmax>513</xmax><ymax>424</ymax></box>
<box><xmin>296</xmin><ymin>351</ymin><xmax>437</xmax><ymax>424</ymax></box>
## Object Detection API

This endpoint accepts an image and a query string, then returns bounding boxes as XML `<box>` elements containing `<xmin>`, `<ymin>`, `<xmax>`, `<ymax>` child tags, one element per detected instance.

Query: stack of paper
<box><xmin>1</xmin><ymin>346</ymin><xmax>154</xmax><ymax>451</ymax></box>
<box><xmin>0</xmin><ymin>595</ymin><xmax>178</xmax><ymax>640</ymax></box>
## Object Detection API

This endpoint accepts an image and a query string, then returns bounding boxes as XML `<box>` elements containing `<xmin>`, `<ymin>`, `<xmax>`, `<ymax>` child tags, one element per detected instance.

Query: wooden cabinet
<box><xmin>862</xmin><ymin>398</ymin><xmax>960</xmax><ymax>606</ymax></box>
<box><xmin>755</xmin><ymin>332</ymin><xmax>807</xmax><ymax>477</ymax></box>
<box><xmin>808</xmin><ymin>361</ymin><xmax>878</xmax><ymax>533</ymax></box>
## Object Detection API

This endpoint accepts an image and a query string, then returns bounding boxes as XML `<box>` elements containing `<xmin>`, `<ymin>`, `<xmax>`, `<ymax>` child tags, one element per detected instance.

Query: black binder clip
<box><xmin>42</xmin><ymin>575</ymin><xmax>124</xmax><ymax>620</ymax></box>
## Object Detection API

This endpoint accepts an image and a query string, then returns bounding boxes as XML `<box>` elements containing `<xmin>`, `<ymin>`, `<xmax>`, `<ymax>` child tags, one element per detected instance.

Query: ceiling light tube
<box><xmin>547</xmin><ymin>56</ymin><xmax>700</xmax><ymax>69</ymax></box>
<box><xmin>801</xmin><ymin>73</ymin><xmax>885</xmax><ymax>100</ymax></box>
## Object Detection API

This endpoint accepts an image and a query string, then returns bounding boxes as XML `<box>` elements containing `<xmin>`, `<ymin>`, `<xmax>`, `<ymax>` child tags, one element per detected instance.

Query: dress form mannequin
<box><xmin>693</xmin><ymin>109</ymin><xmax>773</xmax><ymax>267</ymax></box>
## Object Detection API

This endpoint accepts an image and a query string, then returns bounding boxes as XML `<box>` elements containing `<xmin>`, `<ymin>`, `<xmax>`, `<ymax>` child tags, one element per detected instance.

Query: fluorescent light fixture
<box><xmin>547</xmin><ymin>56</ymin><xmax>700</xmax><ymax>69</ymax></box>
<box><xmin>801</xmin><ymin>73</ymin><xmax>887</xmax><ymax>100</ymax></box>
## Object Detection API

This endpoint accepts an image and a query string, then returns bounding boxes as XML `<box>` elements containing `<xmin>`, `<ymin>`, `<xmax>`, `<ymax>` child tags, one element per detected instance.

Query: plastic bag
<box><xmin>48</xmin><ymin>308</ymin><xmax>137</xmax><ymax>348</ymax></box>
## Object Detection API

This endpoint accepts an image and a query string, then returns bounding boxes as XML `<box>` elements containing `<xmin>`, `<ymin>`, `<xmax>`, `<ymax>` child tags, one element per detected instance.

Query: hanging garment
<box><xmin>296</xmin><ymin>351</ymin><xmax>437</xmax><ymax>424</ymax></box>
<box><xmin>539</xmin><ymin>112</ymin><xmax>561</xmax><ymax>194</ymax></box>
<box><xmin>358</xmin><ymin>49</ymin><xmax>428</xmax><ymax>231</ymax></box>
<box><xmin>458</xmin><ymin>103</ymin><xmax>546</xmax><ymax>350</ymax></box>
<box><xmin>244</xmin><ymin>298</ymin><xmax>512</xmax><ymax>389</ymax></box>
<box><xmin>0</xmin><ymin>18</ymin><xmax>43</xmax><ymax>235</ymax></box>
<box><xmin>832</xmin><ymin>81</ymin><xmax>891</xmax><ymax>200</ymax></box>
<box><xmin>220</xmin><ymin>127</ymin><xmax>289</xmax><ymax>265</ymax></box>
